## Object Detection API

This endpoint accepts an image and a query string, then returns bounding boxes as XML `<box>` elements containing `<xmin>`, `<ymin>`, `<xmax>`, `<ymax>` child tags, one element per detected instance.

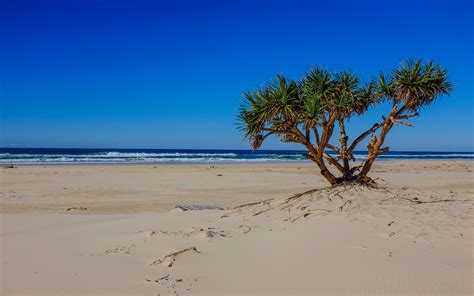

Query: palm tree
<box><xmin>238</xmin><ymin>59</ymin><xmax>452</xmax><ymax>186</ymax></box>
<box><xmin>239</xmin><ymin>71</ymin><xmax>333</xmax><ymax>183</ymax></box>
<box><xmin>323</xmin><ymin>71</ymin><xmax>379</xmax><ymax>181</ymax></box>
<box><xmin>356</xmin><ymin>59</ymin><xmax>452</xmax><ymax>182</ymax></box>
<box><xmin>239</xmin><ymin>68</ymin><xmax>370</xmax><ymax>185</ymax></box>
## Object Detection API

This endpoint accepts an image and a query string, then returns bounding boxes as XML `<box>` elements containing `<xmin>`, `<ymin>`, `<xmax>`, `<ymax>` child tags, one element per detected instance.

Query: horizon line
<box><xmin>1</xmin><ymin>147</ymin><xmax>473</xmax><ymax>153</ymax></box>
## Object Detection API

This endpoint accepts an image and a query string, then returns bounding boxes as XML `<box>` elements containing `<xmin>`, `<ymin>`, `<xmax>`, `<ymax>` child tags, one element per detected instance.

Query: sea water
<box><xmin>0</xmin><ymin>148</ymin><xmax>473</xmax><ymax>164</ymax></box>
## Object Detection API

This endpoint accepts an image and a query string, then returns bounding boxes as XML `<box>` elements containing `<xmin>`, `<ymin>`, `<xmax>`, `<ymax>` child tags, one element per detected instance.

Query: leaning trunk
<box><xmin>357</xmin><ymin>104</ymin><xmax>403</xmax><ymax>181</ymax></box>
<box><xmin>314</xmin><ymin>158</ymin><xmax>338</xmax><ymax>185</ymax></box>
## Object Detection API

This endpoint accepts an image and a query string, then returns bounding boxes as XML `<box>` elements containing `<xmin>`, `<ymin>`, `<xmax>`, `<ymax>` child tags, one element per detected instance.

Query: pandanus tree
<box><xmin>238</xmin><ymin>59</ymin><xmax>452</xmax><ymax>186</ymax></box>
<box><xmin>356</xmin><ymin>59</ymin><xmax>452</xmax><ymax>182</ymax></box>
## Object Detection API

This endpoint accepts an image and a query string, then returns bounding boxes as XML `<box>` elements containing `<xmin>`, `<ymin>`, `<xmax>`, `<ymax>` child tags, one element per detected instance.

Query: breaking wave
<box><xmin>0</xmin><ymin>149</ymin><xmax>472</xmax><ymax>164</ymax></box>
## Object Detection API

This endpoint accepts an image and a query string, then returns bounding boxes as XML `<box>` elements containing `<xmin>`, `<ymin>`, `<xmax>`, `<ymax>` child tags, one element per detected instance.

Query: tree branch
<box><xmin>313</xmin><ymin>128</ymin><xmax>320</xmax><ymax>146</ymax></box>
<box><xmin>261</xmin><ymin>128</ymin><xmax>296</xmax><ymax>136</ymax></box>
<box><xmin>316</xmin><ymin>114</ymin><xmax>337</xmax><ymax>158</ymax></box>
<box><xmin>289</xmin><ymin>126</ymin><xmax>309</xmax><ymax>145</ymax></box>
<box><xmin>305</xmin><ymin>127</ymin><xmax>310</xmax><ymax>142</ymax></box>
<box><xmin>398</xmin><ymin>112</ymin><xmax>419</xmax><ymax>120</ymax></box>
<box><xmin>392</xmin><ymin>119</ymin><xmax>414</xmax><ymax>127</ymax></box>
<box><xmin>260</xmin><ymin>132</ymin><xmax>275</xmax><ymax>141</ymax></box>
<box><xmin>326</xmin><ymin>144</ymin><xmax>340</xmax><ymax>153</ymax></box>
<box><xmin>323</xmin><ymin>153</ymin><xmax>344</xmax><ymax>173</ymax></box>
<box><xmin>348</xmin><ymin>123</ymin><xmax>381</xmax><ymax>153</ymax></box>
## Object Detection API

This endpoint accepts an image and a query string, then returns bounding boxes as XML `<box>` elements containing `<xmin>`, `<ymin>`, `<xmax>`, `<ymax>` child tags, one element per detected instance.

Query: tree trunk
<box><xmin>358</xmin><ymin>103</ymin><xmax>404</xmax><ymax>181</ymax></box>
<box><xmin>358</xmin><ymin>155</ymin><xmax>376</xmax><ymax>178</ymax></box>
<box><xmin>293</xmin><ymin>114</ymin><xmax>340</xmax><ymax>186</ymax></box>
<box><xmin>342</xmin><ymin>159</ymin><xmax>351</xmax><ymax>180</ymax></box>
<box><xmin>314</xmin><ymin>158</ymin><xmax>338</xmax><ymax>185</ymax></box>
<box><xmin>338</xmin><ymin>119</ymin><xmax>352</xmax><ymax>181</ymax></box>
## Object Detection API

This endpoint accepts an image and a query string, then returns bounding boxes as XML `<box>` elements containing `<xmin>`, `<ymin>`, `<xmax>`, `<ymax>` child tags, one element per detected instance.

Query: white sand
<box><xmin>1</xmin><ymin>161</ymin><xmax>473</xmax><ymax>295</ymax></box>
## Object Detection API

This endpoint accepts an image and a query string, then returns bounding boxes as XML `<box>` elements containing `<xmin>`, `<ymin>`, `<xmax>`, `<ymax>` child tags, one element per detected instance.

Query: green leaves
<box><xmin>302</xmin><ymin>68</ymin><xmax>376</xmax><ymax>118</ymax></box>
<box><xmin>378</xmin><ymin>59</ymin><xmax>452</xmax><ymax>111</ymax></box>
<box><xmin>301</xmin><ymin>66</ymin><xmax>333</xmax><ymax>127</ymax></box>
<box><xmin>238</xmin><ymin>59</ymin><xmax>452</xmax><ymax>150</ymax></box>
<box><xmin>238</xmin><ymin>75</ymin><xmax>303</xmax><ymax>149</ymax></box>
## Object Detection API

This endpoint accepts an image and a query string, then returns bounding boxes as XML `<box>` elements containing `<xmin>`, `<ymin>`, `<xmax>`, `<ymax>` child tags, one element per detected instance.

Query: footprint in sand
<box><xmin>91</xmin><ymin>244</ymin><xmax>136</xmax><ymax>256</ymax></box>
<box><xmin>145</xmin><ymin>274</ymin><xmax>195</xmax><ymax>295</ymax></box>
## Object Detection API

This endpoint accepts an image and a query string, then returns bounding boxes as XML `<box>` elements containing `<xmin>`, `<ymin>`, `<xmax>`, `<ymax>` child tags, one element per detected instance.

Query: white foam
<box><xmin>0</xmin><ymin>151</ymin><xmax>472</xmax><ymax>164</ymax></box>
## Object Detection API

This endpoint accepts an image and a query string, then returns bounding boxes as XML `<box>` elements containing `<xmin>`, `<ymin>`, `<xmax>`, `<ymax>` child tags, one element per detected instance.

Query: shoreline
<box><xmin>2</xmin><ymin>150</ymin><xmax>473</xmax><ymax>166</ymax></box>
<box><xmin>1</xmin><ymin>158</ymin><xmax>473</xmax><ymax>167</ymax></box>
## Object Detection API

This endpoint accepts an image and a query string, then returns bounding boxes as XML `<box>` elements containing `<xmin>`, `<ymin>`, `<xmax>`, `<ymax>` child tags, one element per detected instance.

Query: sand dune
<box><xmin>1</xmin><ymin>161</ymin><xmax>473</xmax><ymax>295</ymax></box>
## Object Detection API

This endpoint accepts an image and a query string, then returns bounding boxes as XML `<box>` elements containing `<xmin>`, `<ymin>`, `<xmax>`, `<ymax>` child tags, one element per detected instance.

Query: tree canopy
<box><xmin>238</xmin><ymin>59</ymin><xmax>452</xmax><ymax>186</ymax></box>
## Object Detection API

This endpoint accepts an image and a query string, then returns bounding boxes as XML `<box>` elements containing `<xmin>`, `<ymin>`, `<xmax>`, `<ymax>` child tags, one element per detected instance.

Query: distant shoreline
<box><xmin>1</xmin><ymin>148</ymin><xmax>473</xmax><ymax>164</ymax></box>
<box><xmin>2</xmin><ymin>159</ymin><xmax>473</xmax><ymax>169</ymax></box>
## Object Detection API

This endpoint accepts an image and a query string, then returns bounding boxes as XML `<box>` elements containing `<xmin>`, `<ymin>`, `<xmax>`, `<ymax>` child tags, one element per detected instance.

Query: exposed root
<box><xmin>223</xmin><ymin>183</ymin><xmax>388</xmax><ymax>221</ymax></box>
<box><xmin>232</xmin><ymin>198</ymin><xmax>274</xmax><ymax>210</ymax></box>
<box><xmin>221</xmin><ymin>198</ymin><xmax>274</xmax><ymax>218</ymax></box>
<box><xmin>253</xmin><ymin>207</ymin><xmax>271</xmax><ymax>216</ymax></box>
<box><xmin>380</xmin><ymin>196</ymin><xmax>472</xmax><ymax>205</ymax></box>
<box><xmin>357</xmin><ymin>176</ymin><xmax>378</xmax><ymax>188</ymax></box>
<box><xmin>339</xmin><ymin>200</ymin><xmax>352</xmax><ymax>212</ymax></box>
<box><xmin>150</xmin><ymin>247</ymin><xmax>200</xmax><ymax>267</ymax></box>
<box><xmin>290</xmin><ymin>208</ymin><xmax>332</xmax><ymax>223</ymax></box>
<box><xmin>290</xmin><ymin>213</ymin><xmax>310</xmax><ymax>223</ymax></box>
<box><xmin>281</xmin><ymin>188</ymin><xmax>324</xmax><ymax>205</ymax></box>
<box><xmin>333</xmin><ymin>175</ymin><xmax>378</xmax><ymax>188</ymax></box>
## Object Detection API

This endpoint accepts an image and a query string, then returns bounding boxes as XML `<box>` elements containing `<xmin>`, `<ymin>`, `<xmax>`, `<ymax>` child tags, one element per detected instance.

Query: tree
<box><xmin>238</xmin><ymin>59</ymin><xmax>452</xmax><ymax>186</ymax></box>
<box><xmin>356</xmin><ymin>59</ymin><xmax>452</xmax><ymax>182</ymax></box>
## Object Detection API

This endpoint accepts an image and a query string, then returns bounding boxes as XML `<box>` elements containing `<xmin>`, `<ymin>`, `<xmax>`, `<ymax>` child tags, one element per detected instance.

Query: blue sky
<box><xmin>1</xmin><ymin>0</ymin><xmax>473</xmax><ymax>151</ymax></box>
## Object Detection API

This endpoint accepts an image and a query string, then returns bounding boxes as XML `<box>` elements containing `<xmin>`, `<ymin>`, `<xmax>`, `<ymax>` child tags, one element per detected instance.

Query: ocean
<box><xmin>0</xmin><ymin>148</ymin><xmax>473</xmax><ymax>164</ymax></box>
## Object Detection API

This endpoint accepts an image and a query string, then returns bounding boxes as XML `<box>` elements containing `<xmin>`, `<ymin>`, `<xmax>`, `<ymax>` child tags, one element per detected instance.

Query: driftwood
<box><xmin>149</xmin><ymin>247</ymin><xmax>200</xmax><ymax>267</ymax></box>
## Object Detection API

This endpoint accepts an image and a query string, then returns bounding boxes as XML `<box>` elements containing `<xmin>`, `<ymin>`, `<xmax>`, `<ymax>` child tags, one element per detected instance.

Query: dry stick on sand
<box><xmin>150</xmin><ymin>247</ymin><xmax>200</xmax><ymax>267</ymax></box>
<box><xmin>339</xmin><ymin>200</ymin><xmax>352</xmax><ymax>212</ymax></box>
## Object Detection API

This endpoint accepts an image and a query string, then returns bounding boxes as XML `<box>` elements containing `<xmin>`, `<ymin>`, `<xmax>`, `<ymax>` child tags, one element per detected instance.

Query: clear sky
<box><xmin>1</xmin><ymin>0</ymin><xmax>473</xmax><ymax>151</ymax></box>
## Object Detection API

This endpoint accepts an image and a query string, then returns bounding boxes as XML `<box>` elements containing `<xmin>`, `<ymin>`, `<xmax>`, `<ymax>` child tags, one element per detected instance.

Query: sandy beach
<box><xmin>1</xmin><ymin>160</ymin><xmax>473</xmax><ymax>295</ymax></box>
